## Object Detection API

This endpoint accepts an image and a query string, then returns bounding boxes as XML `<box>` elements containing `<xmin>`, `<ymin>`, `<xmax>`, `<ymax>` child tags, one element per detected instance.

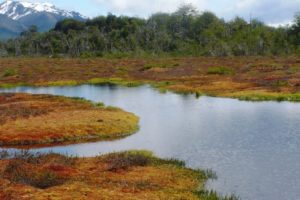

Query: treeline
<box><xmin>1</xmin><ymin>4</ymin><xmax>300</xmax><ymax>57</ymax></box>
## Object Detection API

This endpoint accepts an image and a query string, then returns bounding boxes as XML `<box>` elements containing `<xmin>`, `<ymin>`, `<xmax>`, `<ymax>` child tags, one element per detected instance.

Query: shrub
<box><xmin>80</xmin><ymin>51</ymin><xmax>95</xmax><ymax>58</ymax></box>
<box><xmin>153</xmin><ymin>158</ymin><xmax>185</xmax><ymax>168</ymax></box>
<box><xmin>50</xmin><ymin>54</ymin><xmax>64</xmax><ymax>58</ymax></box>
<box><xmin>14</xmin><ymin>150</ymin><xmax>41</xmax><ymax>164</ymax></box>
<box><xmin>3</xmin><ymin>159</ymin><xmax>65</xmax><ymax>189</ymax></box>
<box><xmin>95</xmin><ymin>102</ymin><xmax>105</xmax><ymax>107</ymax></box>
<box><xmin>103</xmin><ymin>151</ymin><xmax>151</xmax><ymax>172</ymax></box>
<box><xmin>207</xmin><ymin>66</ymin><xmax>235</xmax><ymax>75</ymax></box>
<box><xmin>195</xmin><ymin>190</ymin><xmax>239</xmax><ymax>200</ymax></box>
<box><xmin>32</xmin><ymin>153</ymin><xmax>77</xmax><ymax>166</ymax></box>
<box><xmin>1</xmin><ymin>152</ymin><xmax>75</xmax><ymax>189</ymax></box>
<box><xmin>3</xmin><ymin>68</ymin><xmax>17</xmax><ymax>77</ymax></box>
<box><xmin>31</xmin><ymin>171</ymin><xmax>64</xmax><ymax>189</ymax></box>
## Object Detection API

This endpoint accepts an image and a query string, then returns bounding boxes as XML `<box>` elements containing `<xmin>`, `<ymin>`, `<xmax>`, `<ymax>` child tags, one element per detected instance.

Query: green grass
<box><xmin>288</xmin><ymin>66</ymin><xmax>300</xmax><ymax>74</ymax></box>
<box><xmin>39</xmin><ymin>80</ymin><xmax>80</xmax><ymax>87</ymax></box>
<box><xmin>0</xmin><ymin>78</ymin><xmax>142</xmax><ymax>89</ymax></box>
<box><xmin>207</xmin><ymin>66</ymin><xmax>235</xmax><ymax>75</ymax></box>
<box><xmin>195</xmin><ymin>190</ymin><xmax>239</xmax><ymax>200</ymax></box>
<box><xmin>2</xmin><ymin>68</ymin><xmax>17</xmax><ymax>77</ymax></box>
<box><xmin>95</xmin><ymin>102</ymin><xmax>105</xmax><ymax>107</ymax></box>
<box><xmin>88</xmin><ymin>78</ymin><xmax>143</xmax><ymax>87</ymax></box>
<box><xmin>230</xmin><ymin>92</ymin><xmax>300</xmax><ymax>102</ymax></box>
<box><xmin>0</xmin><ymin>82</ymin><xmax>29</xmax><ymax>88</ymax></box>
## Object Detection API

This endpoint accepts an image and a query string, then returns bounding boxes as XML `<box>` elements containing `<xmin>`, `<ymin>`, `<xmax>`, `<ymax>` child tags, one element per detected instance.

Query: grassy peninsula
<box><xmin>0</xmin><ymin>93</ymin><xmax>139</xmax><ymax>146</ymax></box>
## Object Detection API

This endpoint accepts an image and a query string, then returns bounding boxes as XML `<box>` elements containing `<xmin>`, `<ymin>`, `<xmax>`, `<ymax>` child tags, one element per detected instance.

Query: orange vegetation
<box><xmin>0</xmin><ymin>151</ymin><xmax>220</xmax><ymax>200</ymax></box>
<box><xmin>0</xmin><ymin>93</ymin><xmax>139</xmax><ymax>146</ymax></box>
<box><xmin>0</xmin><ymin>57</ymin><xmax>300</xmax><ymax>101</ymax></box>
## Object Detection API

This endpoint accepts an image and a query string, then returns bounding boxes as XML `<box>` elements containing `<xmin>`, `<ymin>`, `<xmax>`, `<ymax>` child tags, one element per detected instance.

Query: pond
<box><xmin>1</xmin><ymin>84</ymin><xmax>300</xmax><ymax>200</ymax></box>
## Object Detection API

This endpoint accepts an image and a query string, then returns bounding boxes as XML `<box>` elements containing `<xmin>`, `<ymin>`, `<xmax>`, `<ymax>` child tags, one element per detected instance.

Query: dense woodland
<box><xmin>1</xmin><ymin>5</ymin><xmax>300</xmax><ymax>57</ymax></box>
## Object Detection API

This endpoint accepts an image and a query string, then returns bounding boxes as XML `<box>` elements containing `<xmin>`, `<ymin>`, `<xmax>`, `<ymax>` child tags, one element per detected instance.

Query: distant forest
<box><xmin>1</xmin><ymin>4</ymin><xmax>300</xmax><ymax>57</ymax></box>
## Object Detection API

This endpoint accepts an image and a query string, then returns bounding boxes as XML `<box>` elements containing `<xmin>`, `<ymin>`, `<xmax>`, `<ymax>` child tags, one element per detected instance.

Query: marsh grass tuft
<box><xmin>95</xmin><ymin>102</ymin><xmax>105</xmax><ymax>107</ymax></box>
<box><xmin>202</xmin><ymin>169</ymin><xmax>218</xmax><ymax>180</ymax></box>
<box><xmin>88</xmin><ymin>78</ymin><xmax>142</xmax><ymax>87</ymax></box>
<box><xmin>3</xmin><ymin>160</ymin><xmax>65</xmax><ymax>189</ymax></box>
<box><xmin>153</xmin><ymin>157</ymin><xmax>186</xmax><ymax>167</ymax></box>
<box><xmin>207</xmin><ymin>66</ymin><xmax>235</xmax><ymax>75</ymax></box>
<box><xmin>195</xmin><ymin>190</ymin><xmax>240</xmax><ymax>200</ymax></box>
<box><xmin>232</xmin><ymin>92</ymin><xmax>300</xmax><ymax>102</ymax></box>
<box><xmin>2</xmin><ymin>68</ymin><xmax>17</xmax><ymax>77</ymax></box>
<box><xmin>1</xmin><ymin>151</ymin><xmax>76</xmax><ymax>189</ymax></box>
<box><xmin>101</xmin><ymin>151</ymin><xmax>152</xmax><ymax>171</ymax></box>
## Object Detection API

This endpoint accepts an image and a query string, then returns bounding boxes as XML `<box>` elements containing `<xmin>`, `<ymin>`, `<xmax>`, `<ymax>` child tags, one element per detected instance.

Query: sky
<box><xmin>1</xmin><ymin>0</ymin><xmax>299</xmax><ymax>26</ymax></box>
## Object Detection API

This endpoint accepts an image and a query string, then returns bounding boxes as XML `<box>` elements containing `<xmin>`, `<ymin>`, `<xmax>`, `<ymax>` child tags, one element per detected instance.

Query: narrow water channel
<box><xmin>1</xmin><ymin>84</ymin><xmax>300</xmax><ymax>200</ymax></box>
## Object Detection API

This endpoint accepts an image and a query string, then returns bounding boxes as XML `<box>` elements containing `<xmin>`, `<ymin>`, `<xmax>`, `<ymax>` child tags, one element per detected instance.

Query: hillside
<box><xmin>0</xmin><ymin>0</ymin><xmax>86</xmax><ymax>39</ymax></box>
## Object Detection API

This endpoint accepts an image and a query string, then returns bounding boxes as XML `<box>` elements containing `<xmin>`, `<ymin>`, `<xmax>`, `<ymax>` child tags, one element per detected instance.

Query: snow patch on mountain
<box><xmin>0</xmin><ymin>0</ymin><xmax>86</xmax><ymax>20</ymax></box>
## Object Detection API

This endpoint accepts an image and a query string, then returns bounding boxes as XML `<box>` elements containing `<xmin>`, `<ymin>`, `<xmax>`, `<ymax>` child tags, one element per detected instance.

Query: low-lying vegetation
<box><xmin>0</xmin><ymin>150</ymin><xmax>238</xmax><ymax>200</ymax></box>
<box><xmin>0</xmin><ymin>93</ymin><xmax>139</xmax><ymax>146</ymax></box>
<box><xmin>207</xmin><ymin>66</ymin><xmax>235</xmax><ymax>75</ymax></box>
<box><xmin>2</xmin><ymin>68</ymin><xmax>17</xmax><ymax>77</ymax></box>
<box><xmin>141</xmin><ymin>62</ymin><xmax>180</xmax><ymax>71</ymax></box>
<box><xmin>0</xmin><ymin>57</ymin><xmax>300</xmax><ymax>101</ymax></box>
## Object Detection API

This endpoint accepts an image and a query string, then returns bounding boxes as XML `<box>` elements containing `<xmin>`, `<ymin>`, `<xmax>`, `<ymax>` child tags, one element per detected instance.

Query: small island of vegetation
<box><xmin>0</xmin><ymin>93</ymin><xmax>139</xmax><ymax>146</ymax></box>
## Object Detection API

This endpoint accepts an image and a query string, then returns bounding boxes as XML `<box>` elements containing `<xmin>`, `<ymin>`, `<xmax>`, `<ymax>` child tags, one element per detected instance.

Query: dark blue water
<box><xmin>1</xmin><ymin>85</ymin><xmax>300</xmax><ymax>200</ymax></box>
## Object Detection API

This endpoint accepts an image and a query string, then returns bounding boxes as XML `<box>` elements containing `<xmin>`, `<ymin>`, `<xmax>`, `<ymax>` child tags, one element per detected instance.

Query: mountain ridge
<box><xmin>0</xmin><ymin>0</ymin><xmax>86</xmax><ymax>39</ymax></box>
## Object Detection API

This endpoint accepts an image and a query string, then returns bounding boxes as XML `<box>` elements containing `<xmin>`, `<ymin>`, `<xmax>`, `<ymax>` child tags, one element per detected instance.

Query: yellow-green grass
<box><xmin>0</xmin><ymin>93</ymin><xmax>139</xmax><ymax>146</ymax></box>
<box><xmin>0</xmin><ymin>150</ymin><xmax>237</xmax><ymax>200</ymax></box>
<box><xmin>224</xmin><ymin>91</ymin><xmax>300</xmax><ymax>102</ymax></box>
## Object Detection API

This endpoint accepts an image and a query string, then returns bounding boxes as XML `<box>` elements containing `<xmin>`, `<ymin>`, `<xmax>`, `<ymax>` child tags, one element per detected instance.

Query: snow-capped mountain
<box><xmin>0</xmin><ymin>0</ymin><xmax>86</xmax><ymax>39</ymax></box>
<box><xmin>0</xmin><ymin>1</ymin><xmax>85</xmax><ymax>20</ymax></box>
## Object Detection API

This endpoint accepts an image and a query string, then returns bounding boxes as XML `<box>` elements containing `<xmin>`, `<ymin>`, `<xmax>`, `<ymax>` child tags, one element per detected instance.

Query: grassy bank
<box><xmin>0</xmin><ymin>57</ymin><xmax>300</xmax><ymax>102</ymax></box>
<box><xmin>0</xmin><ymin>93</ymin><xmax>139</xmax><ymax>146</ymax></box>
<box><xmin>0</xmin><ymin>150</ymin><xmax>238</xmax><ymax>200</ymax></box>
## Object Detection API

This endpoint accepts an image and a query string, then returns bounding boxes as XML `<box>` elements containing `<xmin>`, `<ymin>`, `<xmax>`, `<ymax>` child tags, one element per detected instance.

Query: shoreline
<box><xmin>0</xmin><ymin>57</ymin><xmax>299</xmax><ymax>102</ymax></box>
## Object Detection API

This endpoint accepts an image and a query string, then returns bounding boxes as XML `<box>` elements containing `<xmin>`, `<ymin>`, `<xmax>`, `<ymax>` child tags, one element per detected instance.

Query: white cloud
<box><xmin>223</xmin><ymin>0</ymin><xmax>300</xmax><ymax>24</ymax></box>
<box><xmin>17</xmin><ymin>0</ymin><xmax>300</xmax><ymax>25</ymax></box>
<box><xmin>91</xmin><ymin>0</ymin><xmax>300</xmax><ymax>25</ymax></box>
<box><xmin>235</xmin><ymin>0</ymin><xmax>257</xmax><ymax>10</ymax></box>
<box><xmin>92</xmin><ymin>0</ymin><xmax>207</xmax><ymax>17</ymax></box>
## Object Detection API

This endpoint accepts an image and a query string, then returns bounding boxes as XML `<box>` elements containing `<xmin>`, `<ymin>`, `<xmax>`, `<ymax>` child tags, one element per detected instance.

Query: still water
<box><xmin>1</xmin><ymin>84</ymin><xmax>300</xmax><ymax>200</ymax></box>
